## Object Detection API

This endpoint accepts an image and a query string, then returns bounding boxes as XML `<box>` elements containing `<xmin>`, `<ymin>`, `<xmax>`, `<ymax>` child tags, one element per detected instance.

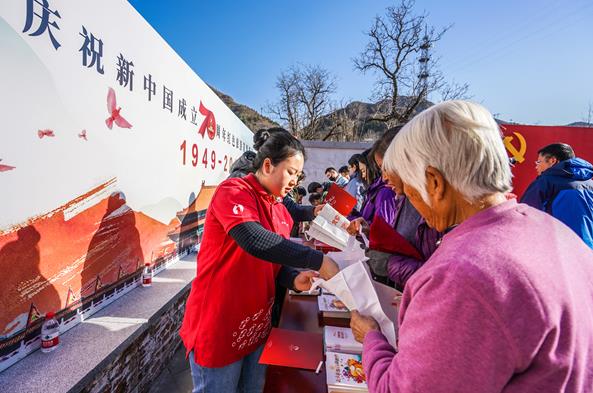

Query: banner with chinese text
<box><xmin>0</xmin><ymin>0</ymin><xmax>252</xmax><ymax>371</ymax></box>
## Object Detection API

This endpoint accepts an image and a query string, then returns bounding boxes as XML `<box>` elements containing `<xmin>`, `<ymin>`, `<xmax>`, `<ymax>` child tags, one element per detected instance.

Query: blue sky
<box><xmin>129</xmin><ymin>0</ymin><xmax>593</xmax><ymax>125</ymax></box>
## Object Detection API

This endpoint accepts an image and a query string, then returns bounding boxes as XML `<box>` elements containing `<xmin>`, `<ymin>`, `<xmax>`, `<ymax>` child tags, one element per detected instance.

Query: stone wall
<box><xmin>75</xmin><ymin>289</ymin><xmax>190</xmax><ymax>393</ymax></box>
<box><xmin>70</xmin><ymin>286</ymin><xmax>190</xmax><ymax>393</ymax></box>
<box><xmin>0</xmin><ymin>251</ymin><xmax>196</xmax><ymax>393</ymax></box>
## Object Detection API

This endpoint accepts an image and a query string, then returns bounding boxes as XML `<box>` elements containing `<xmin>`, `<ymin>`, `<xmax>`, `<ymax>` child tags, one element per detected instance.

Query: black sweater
<box><xmin>228</xmin><ymin>221</ymin><xmax>323</xmax><ymax>290</ymax></box>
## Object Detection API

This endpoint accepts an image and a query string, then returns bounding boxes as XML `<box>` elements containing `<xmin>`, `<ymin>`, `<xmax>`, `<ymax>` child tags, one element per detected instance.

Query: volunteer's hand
<box><xmin>318</xmin><ymin>255</ymin><xmax>339</xmax><ymax>280</ymax></box>
<box><xmin>350</xmin><ymin>310</ymin><xmax>380</xmax><ymax>343</ymax></box>
<box><xmin>293</xmin><ymin>270</ymin><xmax>319</xmax><ymax>292</ymax></box>
<box><xmin>313</xmin><ymin>204</ymin><xmax>325</xmax><ymax>217</ymax></box>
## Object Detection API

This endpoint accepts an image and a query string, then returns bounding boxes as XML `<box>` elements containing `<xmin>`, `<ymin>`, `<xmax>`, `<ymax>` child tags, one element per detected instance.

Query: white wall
<box><xmin>301</xmin><ymin>140</ymin><xmax>372</xmax><ymax>203</ymax></box>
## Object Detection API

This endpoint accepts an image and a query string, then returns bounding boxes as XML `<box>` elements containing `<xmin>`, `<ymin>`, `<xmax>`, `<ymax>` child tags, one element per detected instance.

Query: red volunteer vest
<box><xmin>179</xmin><ymin>174</ymin><xmax>293</xmax><ymax>367</ymax></box>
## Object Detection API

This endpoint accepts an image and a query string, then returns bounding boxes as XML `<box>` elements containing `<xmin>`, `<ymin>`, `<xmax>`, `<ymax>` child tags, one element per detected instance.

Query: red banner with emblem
<box><xmin>500</xmin><ymin>124</ymin><xmax>593</xmax><ymax>198</ymax></box>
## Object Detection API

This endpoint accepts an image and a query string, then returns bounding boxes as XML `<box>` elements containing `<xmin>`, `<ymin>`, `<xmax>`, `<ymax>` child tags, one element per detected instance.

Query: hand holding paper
<box><xmin>293</xmin><ymin>270</ymin><xmax>319</xmax><ymax>291</ymax></box>
<box><xmin>313</xmin><ymin>203</ymin><xmax>325</xmax><ymax>217</ymax></box>
<box><xmin>346</xmin><ymin>217</ymin><xmax>369</xmax><ymax>237</ymax></box>
<box><xmin>311</xmin><ymin>261</ymin><xmax>402</xmax><ymax>349</ymax></box>
<box><xmin>350</xmin><ymin>310</ymin><xmax>380</xmax><ymax>343</ymax></box>
<box><xmin>319</xmin><ymin>256</ymin><xmax>340</xmax><ymax>280</ymax></box>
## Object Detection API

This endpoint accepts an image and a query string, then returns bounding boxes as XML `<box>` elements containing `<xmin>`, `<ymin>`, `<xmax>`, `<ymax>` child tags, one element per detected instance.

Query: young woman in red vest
<box><xmin>180</xmin><ymin>129</ymin><xmax>339</xmax><ymax>392</ymax></box>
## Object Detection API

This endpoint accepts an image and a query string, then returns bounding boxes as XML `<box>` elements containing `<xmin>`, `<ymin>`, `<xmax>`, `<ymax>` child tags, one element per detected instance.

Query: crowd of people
<box><xmin>179</xmin><ymin>100</ymin><xmax>593</xmax><ymax>393</ymax></box>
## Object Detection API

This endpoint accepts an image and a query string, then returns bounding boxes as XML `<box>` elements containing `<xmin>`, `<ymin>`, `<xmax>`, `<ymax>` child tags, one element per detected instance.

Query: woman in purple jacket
<box><xmin>350</xmin><ymin>101</ymin><xmax>593</xmax><ymax>393</ymax></box>
<box><xmin>348</xmin><ymin>149</ymin><xmax>397</xmax><ymax>227</ymax></box>
<box><xmin>348</xmin><ymin>128</ymin><xmax>441</xmax><ymax>288</ymax></box>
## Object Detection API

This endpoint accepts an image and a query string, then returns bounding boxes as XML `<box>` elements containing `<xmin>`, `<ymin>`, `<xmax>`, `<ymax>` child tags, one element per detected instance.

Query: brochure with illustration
<box><xmin>324</xmin><ymin>326</ymin><xmax>363</xmax><ymax>354</ymax></box>
<box><xmin>318</xmin><ymin>293</ymin><xmax>351</xmax><ymax>319</ymax></box>
<box><xmin>326</xmin><ymin>351</ymin><xmax>368</xmax><ymax>392</ymax></box>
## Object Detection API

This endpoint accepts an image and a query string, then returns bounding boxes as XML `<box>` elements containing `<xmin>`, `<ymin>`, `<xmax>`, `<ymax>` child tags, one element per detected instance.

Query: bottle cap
<box><xmin>46</xmin><ymin>312</ymin><xmax>55</xmax><ymax>319</ymax></box>
<box><xmin>144</xmin><ymin>263</ymin><xmax>150</xmax><ymax>267</ymax></box>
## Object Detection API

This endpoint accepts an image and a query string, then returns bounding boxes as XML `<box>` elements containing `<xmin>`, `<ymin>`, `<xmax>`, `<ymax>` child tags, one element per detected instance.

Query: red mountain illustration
<box><xmin>0</xmin><ymin>179</ymin><xmax>178</xmax><ymax>336</ymax></box>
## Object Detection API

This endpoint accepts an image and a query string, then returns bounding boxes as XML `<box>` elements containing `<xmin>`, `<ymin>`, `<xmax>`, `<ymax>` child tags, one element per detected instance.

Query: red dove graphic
<box><xmin>38</xmin><ymin>129</ymin><xmax>55</xmax><ymax>138</ymax></box>
<box><xmin>0</xmin><ymin>159</ymin><xmax>15</xmax><ymax>172</ymax></box>
<box><xmin>198</xmin><ymin>101</ymin><xmax>216</xmax><ymax>140</ymax></box>
<box><xmin>105</xmin><ymin>87</ymin><xmax>132</xmax><ymax>129</ymax></box>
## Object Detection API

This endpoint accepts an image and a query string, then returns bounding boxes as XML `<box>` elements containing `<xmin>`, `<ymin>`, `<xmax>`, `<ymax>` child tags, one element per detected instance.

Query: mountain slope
<box><xmin>211</xmin><ymin>87</ymin><xmax>278</xmax><ymax>133</ymax></box>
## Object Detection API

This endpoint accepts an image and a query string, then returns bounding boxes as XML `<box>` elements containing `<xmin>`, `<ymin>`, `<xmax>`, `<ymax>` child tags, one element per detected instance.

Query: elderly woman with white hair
<box><xmin>350</xmin><ymin>101</ymin><xmax>593</xmax><ymax>392</ymax></box>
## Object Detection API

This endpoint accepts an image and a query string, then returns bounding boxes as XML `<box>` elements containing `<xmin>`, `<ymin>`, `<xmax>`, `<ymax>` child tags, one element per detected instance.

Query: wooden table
<box><xmin>263</xmin><ymin>291</ymin><xmax>350</xmax><ymax>393</ymax></box>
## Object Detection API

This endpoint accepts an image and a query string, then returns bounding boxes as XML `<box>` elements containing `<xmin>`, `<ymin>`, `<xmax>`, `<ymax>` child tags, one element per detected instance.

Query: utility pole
<box><xmin>418</xmin><ymin>26</ymin><xmax>430</xmax><ymax>102</ymax></box>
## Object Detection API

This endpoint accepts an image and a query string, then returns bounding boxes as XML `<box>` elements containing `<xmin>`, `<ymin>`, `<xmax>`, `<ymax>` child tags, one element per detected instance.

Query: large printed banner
<box><xmin>0</xmin><ymin>0</ymin><xmax>252</xmax><ymax>371</ymax></box>
<box><xmin>501</xmin><ymin>124</ymin><xmax>593</xmax><ymax>197</ymax></box>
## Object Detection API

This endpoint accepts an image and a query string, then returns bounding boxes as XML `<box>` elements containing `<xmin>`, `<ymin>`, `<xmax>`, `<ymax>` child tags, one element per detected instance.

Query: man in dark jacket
<box><xmin>520</xmin><ymin>143</ymin><xmax>593</xmax><ymax>249</ymax></box>
<box><xmin>228</xmin><ymin>151</ymin><xmax>256</xmax><ymax>179</ymax></box>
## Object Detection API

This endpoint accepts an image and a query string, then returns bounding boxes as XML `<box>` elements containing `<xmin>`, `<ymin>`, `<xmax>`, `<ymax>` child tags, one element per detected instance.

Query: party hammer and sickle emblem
<box><xmin>503</xmin><ymin>132</ymin><xmax>527</xmax><ymax>163</ymax></box>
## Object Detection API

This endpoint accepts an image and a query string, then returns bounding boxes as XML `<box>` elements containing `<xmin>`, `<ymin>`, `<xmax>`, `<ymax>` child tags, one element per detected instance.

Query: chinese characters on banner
<box><xmin>0</xmin><ymin>0</ymin><xmax>253</xmax><ymax>372</ymax></box>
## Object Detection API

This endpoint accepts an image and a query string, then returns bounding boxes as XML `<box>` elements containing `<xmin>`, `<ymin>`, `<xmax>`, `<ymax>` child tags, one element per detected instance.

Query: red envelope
<box><xmin>369</xmin><ymin>216</ymin><xmax>423</xmax><ymax>260</ymax></box>
<box><xmin>324</xmin><ymin>183</ymin><xmax>357</xmax><ymax>216</ymax></box>
<box><xmin>259</xmin><ymin>328</ymin><xmax>323</xmax><ymax>370</ymax></box>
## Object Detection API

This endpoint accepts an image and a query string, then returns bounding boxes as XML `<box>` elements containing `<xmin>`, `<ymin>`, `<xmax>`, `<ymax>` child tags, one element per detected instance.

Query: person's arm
<box><xmin>364</xmin><ymin>249</ymin><xmax>391</xmax><ymax>278</ymax></box>
<box><xmin>519</xmin><ymin>178</ymin><xmax>547</xmax><ymax>211</ymax></box>
<box><xmin>229</xmin><ymin>221</ymin><xmax>322</xmax><ymax>270</ymax></box>
<box><xmin>362</xmin><ymin>269</ymin><xmax>516</xmax><ymax>393</ymax></box>
<box><xmin>386</xmin><ymin>254</ymin><xmax>423</xmax><ymax>289</ymax></box>
<box><xmin>386</xmin><ymin>223</ymin><xmax>442</xmax><ymax>288</ymax></box>
<box><xmin>212</xmin><ymin>179</ymin><xmax>337</xmax><ymax>279</ymax></box>
<box><xmin>374</xmin><ymin>188</ymin><xmax>398</xmax><ymax>227</ymax></box>
<box><xmin>276</xmin><ymin>265</ymin><xmax>300</xmax><ymax>290</ymax></box>
<box><xmin>283</xmin><ymin>195</ymin><xmax>315</xmax><ymax>222</ymax></box>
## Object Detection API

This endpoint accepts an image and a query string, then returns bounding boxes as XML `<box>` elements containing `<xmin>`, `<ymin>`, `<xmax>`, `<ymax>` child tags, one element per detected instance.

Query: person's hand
<box><xmin>318</xmin><ymin>255</ymin><xmax>339</xmax><ymax>280</ymax></box>
<box><xmin>293</xmin><ymin>270</ymin><xmax>319</xmax><ymax>292</ymax></box>
<box><xmin>346</xmin><ymin>217</ymin><xmax>367</xmax><ymax>236</ymax></box>
<box><xmin>350</xmin><ymin>310</ymin><xmax>380</xmax><ymax>343</ymax></box>
<box><xmin>332</xmin><ymin>299</ymin><xmax>347</xmax><ymax>310</ymax></box>
<box><xmin>313</xmin><ymin>203</ymin><xmax>326</xmax><ymax>217</ymax></box>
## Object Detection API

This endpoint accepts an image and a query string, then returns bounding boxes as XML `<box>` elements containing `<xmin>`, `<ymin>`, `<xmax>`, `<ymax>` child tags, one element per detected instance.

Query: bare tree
<box><xmin>267</xmin><ymin>64</ymin><xmax>337</xmax><ymax>139</ymax></box>
<box><xmin>440</xmin><ymin>80</ymin><xmax>471</xmax><ymax>101</ymax></box>
<box><xmin>320</xmin><ymin>99</ymin><xmax>362</xmax><ymax>142</ymax></box>
<box><xmin>354</xmin><ymin>0</ymin><xmax>463</xmax><ymax>124</ymax></box>
<box><xmin>267</xmin><ymin>67</ymin><xmax>301</xmax><ymax>134</ymax></box>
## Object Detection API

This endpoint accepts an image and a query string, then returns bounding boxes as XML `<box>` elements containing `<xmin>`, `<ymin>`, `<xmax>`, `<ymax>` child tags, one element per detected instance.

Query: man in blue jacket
<box><xmin>520</xmin><ymin>143</ymin><xmax>593</xmax><ymax>249</ymax></box>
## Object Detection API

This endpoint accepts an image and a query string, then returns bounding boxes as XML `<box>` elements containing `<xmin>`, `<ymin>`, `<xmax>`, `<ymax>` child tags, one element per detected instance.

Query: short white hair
<box><xmin>383</xmin><ymin>100</ymin><xmax>512</xmax><ymax>205</ymax></box>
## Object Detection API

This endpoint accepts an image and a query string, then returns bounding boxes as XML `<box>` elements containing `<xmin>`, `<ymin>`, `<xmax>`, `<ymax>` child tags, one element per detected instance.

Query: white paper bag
<box><xmin>311</xmin><ymin>261</ymin><xmax>402</xmax><ymax>349</ymax></box>
<box><xmin>326</xmin><ymin>235</ymin><xmax>368</xmax><ymax>270</ymax></box>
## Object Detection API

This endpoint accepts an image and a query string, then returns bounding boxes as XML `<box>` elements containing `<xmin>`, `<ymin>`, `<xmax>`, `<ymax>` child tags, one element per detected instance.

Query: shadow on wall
<box><xmin>81</xmin><ymin>192</ymin><xmax>143</xmax><ymax>298</ymax></box>
<box><xmin>0</xmin><ymin>225</ymin><xmax>60</xmax><ymax>335</ymax></box>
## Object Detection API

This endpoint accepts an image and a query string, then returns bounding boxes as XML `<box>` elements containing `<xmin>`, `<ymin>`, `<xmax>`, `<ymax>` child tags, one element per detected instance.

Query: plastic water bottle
<box><xmin>142</xmin><ymin>263</ymin><xmax>153</xmax><ymax>287</ymax></box>
<box><xmin>41</xmin><ymin>312</ymin><xmax>60</xmax><ymax>353</ymax></box>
